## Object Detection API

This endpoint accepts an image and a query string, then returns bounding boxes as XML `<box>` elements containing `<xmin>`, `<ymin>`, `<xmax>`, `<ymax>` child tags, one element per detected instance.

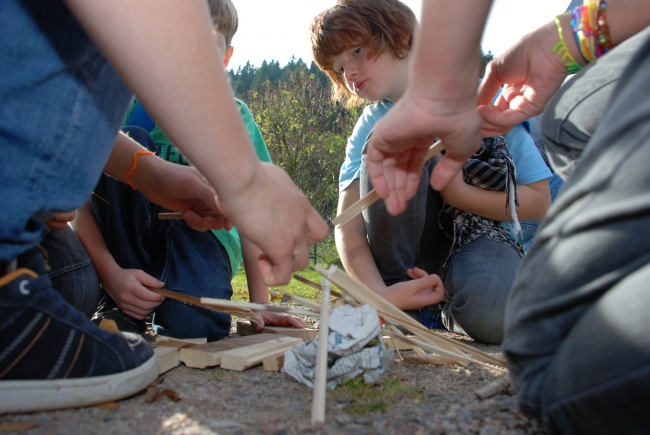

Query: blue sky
<box><xmin>227</xmin><ymin>0</ymin><xmax>571</xmax><ymax>72</ymax></box>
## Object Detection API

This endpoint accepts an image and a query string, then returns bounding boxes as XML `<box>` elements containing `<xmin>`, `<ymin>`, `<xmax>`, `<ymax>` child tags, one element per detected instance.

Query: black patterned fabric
<box><xmin>439</xmin><ymin>136</ymin><xmax>523</xmax><ymax>269</ymax></box>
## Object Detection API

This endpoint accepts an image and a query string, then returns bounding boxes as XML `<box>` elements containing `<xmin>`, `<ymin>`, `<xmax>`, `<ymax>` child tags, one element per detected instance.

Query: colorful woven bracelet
<box><xmin>553</xmin><ymin>14</ymin><xmax>582</xmax><ymax>74</ymax></box>
<box><xmin>571</xmin><ymin>4</ymin><xmax>599</xmax><ymax>63</ymax></box>
<box><xmin>125</xmin><ymin>151</ymin><xmax>155</xmax><ymax>190</ymax></box>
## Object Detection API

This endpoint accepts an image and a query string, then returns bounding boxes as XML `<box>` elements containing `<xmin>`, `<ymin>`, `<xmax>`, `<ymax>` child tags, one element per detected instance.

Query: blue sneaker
<box><xmin>0</xmin><ymin>248</ymin><xmax>159</xmax><ymax>413</ymax></box>
<box><xmin>403</xmin><ymin>303</ymin><xmax>444</xmax><ymax>330</ymax></box>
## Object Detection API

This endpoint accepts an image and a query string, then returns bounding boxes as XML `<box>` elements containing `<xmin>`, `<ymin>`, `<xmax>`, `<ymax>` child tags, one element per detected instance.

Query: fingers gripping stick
<box><xmin>331</xmin><ymin>140</ymin><xmax>445</xmax><ymax>227</ymax></box>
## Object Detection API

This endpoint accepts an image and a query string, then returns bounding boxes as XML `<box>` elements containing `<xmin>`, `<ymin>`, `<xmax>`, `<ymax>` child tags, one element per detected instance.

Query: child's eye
<box><xmin>353</xmin><ymin>47</ymin><xmax>362</xmax><ymax>56</ymax></box>
<box><xmin>338</xmin><ymin>67</ymin><xmax>344</xmax><ymax>75</ymax></box>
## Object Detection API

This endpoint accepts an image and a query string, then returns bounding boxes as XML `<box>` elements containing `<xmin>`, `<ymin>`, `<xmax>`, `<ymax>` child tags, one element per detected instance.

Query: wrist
<box><xmin>129</xmin><ymin>151</ymin><xmax>160</xmax><ymax>195</ymax></box>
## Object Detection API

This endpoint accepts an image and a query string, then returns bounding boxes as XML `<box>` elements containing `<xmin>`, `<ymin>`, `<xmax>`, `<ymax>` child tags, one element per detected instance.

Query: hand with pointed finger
<box><xmin>377</xmin><ymin>267</ymin><xmax>445</xmax><ymax>310</ymax></box>
<box><xmin>252</xmin><ymin>311</ymin><xmax>309</xmax><ymax>331</ymax></box>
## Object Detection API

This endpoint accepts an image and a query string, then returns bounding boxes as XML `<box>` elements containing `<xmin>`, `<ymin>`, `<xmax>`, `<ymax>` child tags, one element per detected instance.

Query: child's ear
<box><xmin>222</xmin><ymin>46</ymin><xmax>234</xmax><ymax>69</ymax></box>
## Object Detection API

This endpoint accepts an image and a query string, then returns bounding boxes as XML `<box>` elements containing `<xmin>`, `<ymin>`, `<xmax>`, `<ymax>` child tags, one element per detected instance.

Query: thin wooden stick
<box><xmin>293</xmin><ymin>274</ymin><xmax>342</xmax><ymax>298</ymax></box>
<box><xmin>315</xmin><ymin>265</ymin><xmax>506</xmax><ymax>368</ymax></box>
<box><xmin>282</xmin><ymin>292</ymin><xmax>324</xmax><ymax>312</ymax></box>
<box><xmin>311</xmin><ymin>277</ymin><xmax>331</xmax><ymax>428</ymax></box>
<box><xmin>200</xmin><ymin>297</ymin><xmax>321</xmax><ymax>317</ymax></box>
<box><xmin>146</xmin><ymin>287</ymin><xmax>255</xmax><ymax>319</ymax></box>
<box><xmin>158</xmin><ymin>211</ymin><xmax>226</xmax><ymax>220</ymax></box>
<box><xmin>331</xmin><ymin>140</ymin><xmax>444</xmax><ymax>228</ymax></box>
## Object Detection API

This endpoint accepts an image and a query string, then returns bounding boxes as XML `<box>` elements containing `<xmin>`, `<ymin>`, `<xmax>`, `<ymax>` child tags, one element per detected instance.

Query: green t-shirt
<box><xmin>123</xmin><ymin>98</ymin><xmax>272</xmax><ymax>278</ymax></box>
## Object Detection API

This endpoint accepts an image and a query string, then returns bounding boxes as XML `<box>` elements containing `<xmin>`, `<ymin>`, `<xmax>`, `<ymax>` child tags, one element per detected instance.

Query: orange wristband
<box><xmin>125</xmin><ymin>151</ymin><xmax>155</xmax><ymax>190</ymax></box>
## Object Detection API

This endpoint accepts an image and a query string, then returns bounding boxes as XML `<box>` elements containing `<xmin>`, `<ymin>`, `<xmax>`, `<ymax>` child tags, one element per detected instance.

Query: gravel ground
<box><xmin>0</xmin><ymin>320</ymin><xmax>548</xmax><ymax>435</ymax></box>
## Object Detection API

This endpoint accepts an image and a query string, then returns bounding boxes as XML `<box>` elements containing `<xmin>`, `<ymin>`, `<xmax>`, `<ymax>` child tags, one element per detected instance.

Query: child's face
<box><xmin>330</xmin><ymin>45</ymin><xmax>408</xmax><ymax>102</ymax></box>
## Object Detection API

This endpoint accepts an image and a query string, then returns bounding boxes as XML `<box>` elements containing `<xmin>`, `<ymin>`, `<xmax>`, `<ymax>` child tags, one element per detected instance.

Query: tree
<box><xmin>247</xmin><ymin>66</ymin><xmax>359</xmax><ymax>264</ymax></box>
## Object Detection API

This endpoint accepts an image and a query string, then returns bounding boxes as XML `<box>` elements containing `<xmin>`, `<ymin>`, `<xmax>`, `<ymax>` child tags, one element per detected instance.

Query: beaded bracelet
<box><xmin>553</xmin><ymin>14</ymin><xmax>582</xmax><ymax>74</ymax></box>
<box><xmin>596</xmin><ymin>0</ymin><xmax>613</xmax><ymax>54</ymax></box>
<box><xmin>125</xmin><ymin>151</ymin><xmax>155</xmax><ymax>190</ymax></box>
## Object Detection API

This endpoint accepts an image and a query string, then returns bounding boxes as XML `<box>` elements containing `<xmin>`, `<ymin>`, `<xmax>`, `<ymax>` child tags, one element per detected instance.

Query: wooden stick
<box><xmin>200</xmin><ymin>297</ymin><xmax>321</xmax><ymax>317</ymax></box>
<box><xmin>475</xmin><ymin>376</ymin><xmax>510</xmax><ymax>400</ymax></box>
<box><xmin>158</xmin><ymin>211</ymin><xmax>226</xmax><ymax>220</ymax></box>
<box><xmin>146</xmin><ymin>287</ymin><xmax>255</xmax><ymax>319</ymax></box>
<box><xmin>315</xmin><ymin>265</ymin><xmax>506</xmax><ymax>368</ymax></box>
<box><xmin>282</xmin><ymin>292</ymin><xmax>324</xmax><ymax>312</ymax></box>
<box><xmin>293</xmin><ymin>274</ymin><xmax>342</xmax><ymax>298</ymax></box>
<box><xmin>311</xmin><ymin>277</ymin><xmax>331</xmax><ymax>428</ymax></box>
<box><xmin>401</xmin><ymin>354</ymin><xmax>460</xmax><ymax>366</ymax></box>
<box><xmin>331</xmin><ymin>140</ymin><xmax>444</xmax><ymax>228</ymax></box>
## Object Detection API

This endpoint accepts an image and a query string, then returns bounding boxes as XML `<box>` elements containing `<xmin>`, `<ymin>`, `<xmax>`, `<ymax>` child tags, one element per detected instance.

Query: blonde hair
<box><xmin>310</xmin><ymin>0</ymin><xmax>416</xmax><ymax>107</ymax></box>
<box><xmin>207</xmin><ymin>0</ymin><xmax>239</xmax><ymax>47</ymax></box>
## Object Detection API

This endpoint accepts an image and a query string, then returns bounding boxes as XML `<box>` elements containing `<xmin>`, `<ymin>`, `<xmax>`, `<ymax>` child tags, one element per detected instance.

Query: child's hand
<box><xmin>45</xmin><ymin>210</ymin><xmax>77</xmax><ymax>231</ymax></box>
<box><xmin>437</xmin><ymin>167</ymin><xmax>467</xmax><ymax>207</ymax></box>
<box><xmin>380</xmin><ymin>267</ymin><xmax>445</xmax><ymax>310</ymax></box>
<box><xmin>252</xmin><ymin>312</ymin><xmax>308</xmax><ymax>331</ymax></box>
<box><xmin>219</xmin><ymin>163</ymin><xmax>329</xmax><ymax>286</ymax></box>
<box><xmin>103</xmin><ymin>269</ymin><xmax>166</xmax><ymax>320</ymax></box>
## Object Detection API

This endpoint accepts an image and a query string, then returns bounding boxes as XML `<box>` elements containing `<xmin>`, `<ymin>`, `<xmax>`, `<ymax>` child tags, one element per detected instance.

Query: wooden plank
<box><xmin>311</xmin><ymin>278</ymin><xmax>331</xmax><ymax>428</ymax></box>
<box><xmin>220</xmin><ymin>336</ymin><xmax>302</xmax><ymax>371</ymax></box>
<box><xmin>331</xmin><ymin>140</ymin><xmax>444</xmax><ymax>227</ymax></box>
<box><xmin>236</xmin><ymin>320</ymin><xmax>260</xmax><ymax>336</ymax></box>
<box><xmin>178</xmin><ymin>333</ymin><xmax>280</xmax><ymax>369</ymax></box>
<box><xmin>401</xmin><ymin>354</ymin><xmax>460</xmax><ymax>366</ymax></box>
<box><xmin>263</xmin><ymin>326</ymin><xmax>318</xmax><ymax>341</ymax></box>
<box><xmin>262</xmin><ymin>352</ymin><xmax>285</xmax><ymax>372</ymax></box>
<box><xmin>153</xmin><ymin>337</ymin><xmax>207</xmax><ymax>374</ymax></box>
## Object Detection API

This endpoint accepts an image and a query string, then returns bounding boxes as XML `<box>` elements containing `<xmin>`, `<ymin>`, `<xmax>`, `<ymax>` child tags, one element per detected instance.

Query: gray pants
<box><xmin>504</xmin><ymin>27</ymin><xmax>650</xmax><ymax>434</ymax></box>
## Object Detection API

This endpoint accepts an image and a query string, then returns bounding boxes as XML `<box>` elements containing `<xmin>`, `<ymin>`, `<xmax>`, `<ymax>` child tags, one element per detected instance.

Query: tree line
<box><xmin>227</xmin><ymin>50</ymin><xmax>494</xmax><ymax>264</ymax></box>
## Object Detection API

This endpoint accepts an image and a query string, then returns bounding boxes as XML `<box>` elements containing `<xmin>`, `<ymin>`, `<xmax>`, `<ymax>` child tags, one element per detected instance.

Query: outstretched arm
<box><xmin>478</xmin><ymin>0</ymin><xmax>650</xmax><ymax>135</ymax></box>
<box><xmin>64</xmin><ymin>0</ymin><xmax>328</xmax><ymax>286</ymax></box>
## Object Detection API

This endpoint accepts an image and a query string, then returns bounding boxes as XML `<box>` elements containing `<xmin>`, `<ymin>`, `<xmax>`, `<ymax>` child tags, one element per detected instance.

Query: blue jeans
<box><xmin>504</xmin><ymin>27</ymin><xmax>650</xmax><ymax>434</ymax></box>
<box><xmin>91</xmin><ymin>126</ymin><xmax>233</xmax><ymax>342</ymax></box>
<box><xmin>0</xmin><ymin>0</ymin><xmax>131</xmax><ymax>263</ymax></box>
<box><xmin>360</xmin><ymin>150</ymin><xmax>520</xmax><ymax>344</ymax></box>
<box><xmin>40</xmin><ymin>226</ymin><xmax>101</xmax><ymax>318</ymax></box>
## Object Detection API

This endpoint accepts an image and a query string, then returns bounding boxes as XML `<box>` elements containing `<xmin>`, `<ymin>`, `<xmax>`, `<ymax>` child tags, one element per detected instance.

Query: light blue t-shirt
<box><xmin>339</xmin><ymin>100</ymin><xmax>551</xmax><ymax>242</ymax></box>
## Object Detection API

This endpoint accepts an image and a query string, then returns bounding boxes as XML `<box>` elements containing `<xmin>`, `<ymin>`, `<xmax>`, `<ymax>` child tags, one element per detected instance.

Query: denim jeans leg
<box><xmin>0</xmin><ymin>0</ymin><xmax>131</xmax><ymax>262</ymax></box>
<box><xmin>443</xmin><ymin>236</ymin><xmax>521</xmax><ymax>345</ymax></box>
<box><xmin>505</xmin><ymin>31</ymin><xmax>650</xmax><ymax>432</ymax></box>
<box><xmin>151</xmin><ymin>221</ymin><xmax>233</xmax><ymax>342</ymax></box>
<box><xmin>39</xmin><ymin>226</ymin><xmax>101</xmax><ymax>318</ymax></box>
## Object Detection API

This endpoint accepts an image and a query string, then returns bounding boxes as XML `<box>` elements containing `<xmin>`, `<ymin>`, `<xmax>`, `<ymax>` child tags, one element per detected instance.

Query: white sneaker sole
<box><xmin>0</xmin><ymin>353</ymin><xmax>159</xmax><ymax>413</ymax></box>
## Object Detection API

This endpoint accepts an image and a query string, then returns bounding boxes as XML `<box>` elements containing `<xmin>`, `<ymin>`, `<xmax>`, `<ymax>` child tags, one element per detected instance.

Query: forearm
<box><xmin>442</xmin><ymin>179</ymin><xmax>551</xmax><ymax>222</ymax></box>
<box><xmin>410</xmin><ymin>0</ymin><xmax>493</xmax><ymax>99</ymax></box>
<box><xmin>335</xmin><ymin>183</ymin><xmax>387</xmax><ymax>292</ymax></box>
<box><xmin>241</xmin><ymin>237</ymin><xmax>269</xmax><ymax>304</ymax></box>
<box><xmin>64</xmin><ymin>0</ymin><xmax>259</xmax><ymax>204</ymax></box>
<box><xmin>72</xmin><ymin>202</ymin><xmax>123</xmax><ymax>284</ymax></box>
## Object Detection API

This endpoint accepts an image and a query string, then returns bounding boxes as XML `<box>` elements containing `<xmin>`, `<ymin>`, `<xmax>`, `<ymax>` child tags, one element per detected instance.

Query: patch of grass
<box><xmin>231</xmin><ymin>265</ymin><xmax>340</xmax><ymax>304</ymax></box>
<box><xmin>330</xmin><ymin>375</ymin><xmax>425</xmax><ymax>415</ymax></box>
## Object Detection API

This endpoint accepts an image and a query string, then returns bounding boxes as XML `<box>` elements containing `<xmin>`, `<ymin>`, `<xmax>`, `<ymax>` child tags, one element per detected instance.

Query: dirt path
<box><xmin>0</xmin><ymin>327</ymin><xmax>548</xmax><ymax>435</ymax></box>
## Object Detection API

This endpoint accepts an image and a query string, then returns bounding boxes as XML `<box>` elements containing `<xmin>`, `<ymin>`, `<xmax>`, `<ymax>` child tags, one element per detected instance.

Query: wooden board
<box><xmin>154</xmin><ymin>337</ymin><xmax>207</xmax><ymax>374</ymax></box>
<box><xmin>262</xmin><ymin>326</ymin><xmax>318</xmax><ymax>341</ymax></box>
<box><xmin>262</xmin><ymin>352</ymin><xmax>285</xmax><ymax>372</ymax></box>
<box><xmin>220</xmin><ymin>336</ymin><xmax>302</xmax><ymax>371</ymax></box>
<box><xmin>178</xmin><ymin>333</ymin><xmax>279</xmax><ymax>369</ymax></box>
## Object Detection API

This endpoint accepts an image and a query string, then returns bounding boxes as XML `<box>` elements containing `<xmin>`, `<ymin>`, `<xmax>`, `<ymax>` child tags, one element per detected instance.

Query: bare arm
<box><xmin>439</xmin><ymin>173</ymin><xmax>551</xmax><ymax>222</ymax></box>
<box><xmin>64</xmin><ymin>0</ymin><xmax>328</xmax><ymax>285</ymax></box>
<box><xmin>73</xmin><ymin>201</ymin><xmax>165</xmax><ymax>319</ymax></box>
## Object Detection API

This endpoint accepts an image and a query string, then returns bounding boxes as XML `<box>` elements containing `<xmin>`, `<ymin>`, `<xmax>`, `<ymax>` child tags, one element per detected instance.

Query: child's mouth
<box><xmin>354</xmin><ymin>80</ymin><xmax>367</xmax><ymax>92</ymax></box>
